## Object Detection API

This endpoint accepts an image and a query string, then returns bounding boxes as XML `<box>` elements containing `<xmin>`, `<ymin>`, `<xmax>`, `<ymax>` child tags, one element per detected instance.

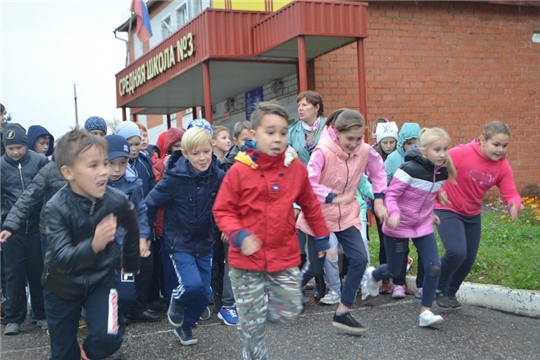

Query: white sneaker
<box><xmin>364</xmin><ymin>266</ymin><xmax>380</xmax><ymax>297</ymax></box>
<box><xmin>419</xmin><ymin>310</ymin><xmax>444</xmax><ymax>327</ymax></box>
<box><xmin>319</xmin><ymin>290</ymin><xmax>341</xmax><ymax>305</ymax></box>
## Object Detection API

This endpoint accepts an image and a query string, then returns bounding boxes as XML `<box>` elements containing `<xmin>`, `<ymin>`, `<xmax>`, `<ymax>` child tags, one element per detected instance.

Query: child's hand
<box><xmin>241</xmin><ymin>235</ymin><xmax>261</xmax><ymax>256</ymax></box>
<box><xmin>221</xmin><ymin>232</ymin><xmax>229</xmax><ymax>243</ymax></box>
<box><xmin>0</xmin><ymin>230</ymin><xmax>12</xmax><ymax>243</ymax></box>
<box><xmin>386</xmin><ymin>215</ymin><xmax>400</xmax><ymax>229</ymax></box>
<box><xmin>319</xmin><ymin>247</ymin><xmax>336</xmax><ymax>261</ymax></box>
<box><xmin>508</xmin><ymin>203</ymin><xmax>519</xmax><ymax>221</ymax></box>
<box><xmin>333</xmin><ymin>192</ymin><xmax>354</xmax><ymax>204</ymax></box>
<box><xmin>140</xmin><ymin>238</ymin><xmax>151</xmax><ymax>257</ymax></box>
<box><xmin>437</xmin><ymin>191</ymin><xmax>451</xmax><ymax>206</ymax></box>
<box><xmin>373</xmin><ymin>199</ymin><xmax>388</xmax><ymax>223</ymax></box>
<box><xmin>92</xmin><ymin>214</ymin><xmax>117</xmax><ymax>253</ymax></box>
<box><xmin>433</xmin><ymin>214</ymin><xmax>441</xmax><ymax>225</ymax></box>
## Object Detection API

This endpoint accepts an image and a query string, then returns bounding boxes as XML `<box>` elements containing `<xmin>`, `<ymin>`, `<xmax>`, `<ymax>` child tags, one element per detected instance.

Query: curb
<box><xmin>406</xmin><ymin>276</ymin><xmax>540</xmax><ymax>319</ymax></box>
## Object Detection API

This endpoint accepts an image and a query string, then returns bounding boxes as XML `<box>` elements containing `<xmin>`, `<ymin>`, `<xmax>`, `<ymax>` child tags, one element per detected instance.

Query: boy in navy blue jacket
<box><xmin>146</xmin><ymin>127</ymin><xmax>225</xmax><ymax>346</ymax></box>
<box><xmin>105</xmin><ymin>135</ymin><xmax>159</xmax><ymax>324</ymax></box>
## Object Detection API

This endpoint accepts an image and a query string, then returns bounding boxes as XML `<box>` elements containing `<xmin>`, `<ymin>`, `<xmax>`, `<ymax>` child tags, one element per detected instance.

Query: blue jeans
<box><xmin>170</xmin><ymin>252</ymin><xmax>212</xmax><ymax>327</ymax></box>
<box><xmin>44</xmin><ymin>282</ymin><xmax>122</xmax><ymax>360</ymax></box>
<box><xmin>435</xmin><ymin>210</ymin><xmax>482</xmax><ymax>297</ymax></box>
<box><xmin>302</xmin><ymin>226</ymin><xmax>368</xmax><ymax>307</ymax></box>
<box><xmin>372</xmin><ymin>233</ymin><xmax>441</xmax><ymax>308</ymax></box>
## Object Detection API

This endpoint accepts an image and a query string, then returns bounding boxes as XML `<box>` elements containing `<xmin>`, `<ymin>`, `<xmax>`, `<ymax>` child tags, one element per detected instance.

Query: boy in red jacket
<box><xmin>213</xmin><ymin>102</ymin><xmax>333</xmax><ymax>359</ymax></box>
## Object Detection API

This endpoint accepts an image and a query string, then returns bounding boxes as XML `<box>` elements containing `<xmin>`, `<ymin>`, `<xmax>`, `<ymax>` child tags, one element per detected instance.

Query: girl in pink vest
<box><xmin>365</xmin><ymin>128</ymin><xmax>457</xmax><ymax>328</ymax></box>
<box><xmin>297</xmin><ymin>109</ymin><xmax>387</xmax><ymax>334</ymax></box>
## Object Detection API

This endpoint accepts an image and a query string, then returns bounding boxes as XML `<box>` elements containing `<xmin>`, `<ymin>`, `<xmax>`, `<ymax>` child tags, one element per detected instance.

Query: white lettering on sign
<box><xmin>118</xmin><ymin>33</ymin><xmax>195</xmax><ymax>97</ymax></box>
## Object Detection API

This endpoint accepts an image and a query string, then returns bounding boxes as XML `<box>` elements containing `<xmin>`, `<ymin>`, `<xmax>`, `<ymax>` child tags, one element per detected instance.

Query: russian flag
<box><xmin>130</xmin><ymin>0</ymin><xmax>153</xmax><ymax>43</ymax></box>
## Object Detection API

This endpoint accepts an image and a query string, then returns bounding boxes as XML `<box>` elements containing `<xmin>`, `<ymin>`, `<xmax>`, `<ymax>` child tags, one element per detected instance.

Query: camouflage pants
<box><xmin>229</xmin><ymin>267</ymin><xmax>302</xmax><ymax>360</ymax></box>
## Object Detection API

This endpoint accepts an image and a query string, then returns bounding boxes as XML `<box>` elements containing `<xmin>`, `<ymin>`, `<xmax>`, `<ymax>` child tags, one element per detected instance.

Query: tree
<box><xmin>105</xmin><ymin>117</ymin><xmax>121</xmax><ymax>134</ymax></box>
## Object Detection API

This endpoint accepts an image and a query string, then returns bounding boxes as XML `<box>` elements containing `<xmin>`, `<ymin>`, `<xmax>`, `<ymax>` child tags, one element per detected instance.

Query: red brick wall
<box><xmin>314</xmin><ymin>1</ymin><xmax>540</xmax><ymax>191</ymax></box>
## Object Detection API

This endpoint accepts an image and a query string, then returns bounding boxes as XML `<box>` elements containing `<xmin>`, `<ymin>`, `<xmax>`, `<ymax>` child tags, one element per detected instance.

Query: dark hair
<box><xmin>296</xmin><ymin>91</ymin><xmax>324</xmax><ymax>118</ymax></box>
<box><xmin>325</xmin><ymin>108</ymin><xmax>365</xmax><ymax>132</ymax></box>
<box><xmin>55</xmin><ymin>128</ymin><xmax>108</xmax><ymax>173</ymax></box>
<box><xmin>372</xmin><ymin>117</ymin><xmax>388</xmax><ymax>132</ymax></box>
<box><xmin>0</xmin><ymin>103</ymin><xmax>5</xmax><ymax>114</ymax></box>
<box><xmin>482</xmin><ymin>121</ymin><xmax>511</xmax><ymax>140</ymax></box>
<box><xmin>250</xmin><ymin>102</ymin><xmax>289</xmax><ymax>129</ymax></box>
<box><xmin>232</xmin><ymin>120</ymin><xmax>252</xmax><ymax>139</ymax></box>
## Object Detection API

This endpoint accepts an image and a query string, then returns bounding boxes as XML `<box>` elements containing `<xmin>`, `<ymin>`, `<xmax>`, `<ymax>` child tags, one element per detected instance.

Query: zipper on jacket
<box><xmin>18</xmin><ymin>163</ymin><xmax>30</xmax><ymax>233</ymax></box>
<box><xmin>337</xmin><ymin>155</ymin><xmax>351</xmax><ymax>231</ymax></box>
<box><xmin>90</xmin><ymin>202</ymin><xmax>96</xmax><ymax>216</ymax></box>
<box><xmin>411</xmin><ymin>166</ymin><xmax>438</xmax><ymax>236</ymax></box>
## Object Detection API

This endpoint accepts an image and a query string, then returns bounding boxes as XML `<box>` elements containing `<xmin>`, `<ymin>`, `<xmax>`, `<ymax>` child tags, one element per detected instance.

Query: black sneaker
<box><xmin>448</xmin><ymin>295</ymin><xmax>462</xmax><ymax>310</ymax></box>
<box><xmin>174</xmin><ymin>326</ymin><xmax>198</xmax><ymax>346</ymax></box>
<box><xmin>148</xmin><ymin>298</ymin><xmax>168</xmax><ymax>314</ymax></box>
<box><xmin>332</xmin><ymin>312</ymin><xmax>366</xmax><ymax>334</ymax></box>
<box><xmin>168</xmin><ymin>297</ymin><xmax>185</xmax><ymax>327</ymax></box>
<box><xmin>435</xmin><ymin>291</ymin><xmax>461</xmax><ymax>310</ymax></box>
<box><xmin>199</xmin><ymin>306</ymin><xmax>211</xmax><ymax>321</ymax></box>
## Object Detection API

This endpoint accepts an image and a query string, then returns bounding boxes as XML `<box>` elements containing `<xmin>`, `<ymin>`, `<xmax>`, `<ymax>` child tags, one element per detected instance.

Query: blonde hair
<box><xmin>212</xmin><ymin>125</ymin><xmax>230</xmax><ymax>140</ymax></box>
<box><xmin>181</xmin><ymin>127</ymin><xmax>213</xmax><ymax>153</ymax></box>
<box><xmin>418</xmin><ymin>127</ymin><xmax>457</xmax><ymax>184</ymax></box>
<box><xmin>326</xmin><ymin>108</ymin><xmax>365</xmax><ymax>132</ymax></box>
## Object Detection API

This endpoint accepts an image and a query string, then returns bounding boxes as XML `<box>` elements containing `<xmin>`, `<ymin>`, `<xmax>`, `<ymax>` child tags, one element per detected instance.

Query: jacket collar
<box><xmin>317</xmin><ymin>126</ymin><xmax>362</xmax><ymax>160</ymax></box>
<box><xmin>237</xmin><ymin>148</ymin><xmax>297</xmax><ymax>170</ymax></box>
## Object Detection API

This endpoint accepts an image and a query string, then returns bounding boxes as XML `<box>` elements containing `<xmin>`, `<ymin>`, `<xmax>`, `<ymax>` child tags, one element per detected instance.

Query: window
<box><xmin>176</xmin><ymin>3</ymin><xmax>189</xmax><ymax>29</ymax></box>
<box><xmin>161</xmin><ymin>15</ymin><xmax>172</xmax><ymax>39</ymax></box>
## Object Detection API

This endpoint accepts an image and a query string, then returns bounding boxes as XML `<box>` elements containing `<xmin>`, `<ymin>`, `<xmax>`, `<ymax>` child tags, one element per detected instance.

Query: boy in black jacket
<box><xmin>0</xmin><ymin>123</ymin><xmax>48</xmax><ymax>335</ymax></box>
<box><xmin>41</xmin><ymin>129</ymin><xmax>140</xmax><ymax>360</ymax></box>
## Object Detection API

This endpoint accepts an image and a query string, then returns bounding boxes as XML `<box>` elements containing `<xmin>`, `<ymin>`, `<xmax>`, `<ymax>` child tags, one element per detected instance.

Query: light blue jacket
<box><xmin>356</xmin><ymin>174</ymin><xmax>374</xmax><ymax>222</ymax></box>
<box><xmin>288</xmin><ymin>117</ymin><xmax>327</xmax><ymax>165</ymax></box>
<box><xmin>384</xmin><ymin>122</ymin><xmax>421</xmax><ymax>184</ymax></box>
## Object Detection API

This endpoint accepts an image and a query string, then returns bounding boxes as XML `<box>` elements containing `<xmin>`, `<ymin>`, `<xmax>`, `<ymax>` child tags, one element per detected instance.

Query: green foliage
<box><xmin>368</xmin><ymin>197</ymin><xmax>540</xmax><ymax>290</ymax></box>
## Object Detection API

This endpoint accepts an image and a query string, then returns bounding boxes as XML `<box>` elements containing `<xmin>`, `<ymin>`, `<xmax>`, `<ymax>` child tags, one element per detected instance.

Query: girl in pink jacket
<box><xmin>434</xmin><ymin>121</ymin><xmax>520</xmax><ymax>310</ymax></box>
<box><xmin>365</xmin><ymin>128</ymin><xmax>457</xmax><ymax>328</ymax></box>
<box><xmin>297</xmin><ymin>108</ymin><xmax>387</xmax><ymax>335</ymax></box>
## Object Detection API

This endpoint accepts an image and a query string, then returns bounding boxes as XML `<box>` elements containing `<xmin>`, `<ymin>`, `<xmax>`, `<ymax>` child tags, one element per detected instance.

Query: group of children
<box><xmin>0</xmin><ymin>99</ymin><xmax>521</xmax><ymax>359</ymax></box>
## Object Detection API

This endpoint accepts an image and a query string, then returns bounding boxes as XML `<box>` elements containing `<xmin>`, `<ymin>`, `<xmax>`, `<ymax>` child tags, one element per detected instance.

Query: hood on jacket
<box><xmin>164</xmin><ymin>128</ymin><xmax>185</xmax><ymax>157</ymax></box>
<box><xmin>27</xmin><ymin>125</ymin><xmax>54</xmax><ymax>156</ymax></box>
<box><xmin>156</xmin><ymin>131</ymin><xmax>167</xmax><ymax>159</ymax></box>
<box><xmin>396</xmin><ymin>122</ymin><xmax>421</xmax><ymax>156</ymax></box>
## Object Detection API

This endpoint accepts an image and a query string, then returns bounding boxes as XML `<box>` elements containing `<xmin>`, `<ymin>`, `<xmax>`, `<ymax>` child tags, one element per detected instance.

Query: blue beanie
<box><xmin>116</xmin><ymin>121</ymin><xmax>141</xmax><ymax>140</ymax></box>
<box><xmin>84</xmin><ymin>116</ymin><xmax>107</xmax><ymax>135</ymax></box>
<box><xmin>187</xmin><ymin>118</ymin><xmax>213</xmax><ymax>137</ymax></box>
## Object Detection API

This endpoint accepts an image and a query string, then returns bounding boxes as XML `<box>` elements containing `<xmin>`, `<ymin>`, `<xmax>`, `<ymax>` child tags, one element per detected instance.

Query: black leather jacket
<box><xmin>42</xmin><ymin>185</ymin><xmax>140</xmax><ymax>300</ymax></box>
<box><xmin>2</xmin><ymin>160</ymin><xmax>66</xmax><ymax>234</ymax></box>
<box><xmin>1</xmin><ymin>150</ymin><xmax>48</xmax><ymax>233</ymax></box>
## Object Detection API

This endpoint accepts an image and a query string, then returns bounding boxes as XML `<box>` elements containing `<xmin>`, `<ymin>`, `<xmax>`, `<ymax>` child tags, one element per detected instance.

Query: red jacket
<box><xmin>213</xmin><ymin>149</ymin><xmax>329</xmax><ymax>272</ymax></box>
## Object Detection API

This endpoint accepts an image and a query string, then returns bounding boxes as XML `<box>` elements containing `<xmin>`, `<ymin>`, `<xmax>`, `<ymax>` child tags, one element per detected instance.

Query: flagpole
<box><xmin>126</xmin><ymin>11</ymin><xmax>133</xmax><ymax>66</ymax></box>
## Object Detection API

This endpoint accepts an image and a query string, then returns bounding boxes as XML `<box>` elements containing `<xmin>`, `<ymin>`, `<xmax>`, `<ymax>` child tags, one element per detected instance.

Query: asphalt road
<box><xmin>1</xmin><ymin>292</ymin><xmax>539</xmax><ymax>360</ymax></box>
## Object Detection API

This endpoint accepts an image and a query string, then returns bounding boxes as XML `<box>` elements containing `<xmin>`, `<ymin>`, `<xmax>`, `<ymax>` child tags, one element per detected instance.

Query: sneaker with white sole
<box><xmin>168</xmin><ymin>297</ymin><xmax>185</xmax><ymax>327</ymax></box>
<box><xmin>332</xmin><ymin>312</ymin><xmax>366</xmax><ymax>334</ymax></box>
<box><xmin>218</xmin><ymin>306</ymin><xmax>238</xmax><ymax>326</ymax></box>
<box><xmin>174</xmin><ymin>326</ymin><xmax>198</xmax><ymax>346</ymax></box>
<box><xmin>392</xmin><ymin>285</ymin><xmax>406</xmax><ymax>299</ymax></box>
<box><xmin>199</xmin><ymin>306</ymin><xmax>211</xmax><ymax>321</ymax></box>
<box><xmin>419</xmin><ymin>310</ymin><xmax>443</xmax><ymax>327</ymax></box>
<box><xmin>4</xmin><ymin>323</ymin><xmax>20</xmax><ymax>335</ymax></box>
<box><xmin>364</xmin><ymin>266</ymin><xmax>380</xmax><ymax>297</ymax></box>
<box><xmin>320</xmin><ymin>290</ymin><xmax>341</xmax><ymax>305</ymax></box>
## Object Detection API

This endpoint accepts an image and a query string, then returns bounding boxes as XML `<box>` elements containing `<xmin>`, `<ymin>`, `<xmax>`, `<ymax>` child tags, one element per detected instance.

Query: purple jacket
<box><xmin>383</xmin><ymin>145</ymin><xmax>448</xmax><ymax>239</ymax></box>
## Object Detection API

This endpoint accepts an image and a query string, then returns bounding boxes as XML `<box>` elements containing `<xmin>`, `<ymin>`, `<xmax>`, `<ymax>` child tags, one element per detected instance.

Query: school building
<box><xmin>114</xmin><ymin>0</ymin><xmax>540</xmax><ymax>192</ymax></box>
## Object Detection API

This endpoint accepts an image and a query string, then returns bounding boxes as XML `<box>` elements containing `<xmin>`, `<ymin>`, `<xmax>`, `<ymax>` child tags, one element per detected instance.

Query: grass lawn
<box><xmin>367</xmin><ymin>196</ymin><xmax>540</xmax><ymax>290</ymax></box>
